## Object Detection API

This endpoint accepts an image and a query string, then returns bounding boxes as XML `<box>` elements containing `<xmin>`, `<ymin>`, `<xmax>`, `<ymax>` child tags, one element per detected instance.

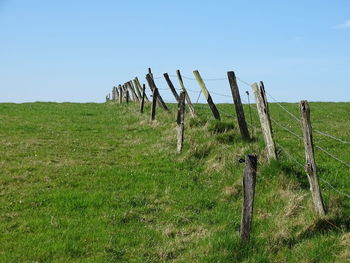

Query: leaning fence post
<box><xmin>140</xmin><ymin>84</ymin><xmax>146</xmax><ymax>113</ymax></box>
<box><xmin>164</xmin><ymin>73</ymin><xmax>180</xmax><ymax>102</ymax></box>
<box><xmin>135</xmin><ymin>77</ymin><xmax>149</xmax><ymax>102</ymax></box>
<box><xmin>177</xmin><ymin>70</ymin><xmax>196</xmax><ymax>117</ymax></box>
<box><xmin>126</xmin><ymin>90</ymin><xmax>129</xmax><ymax>104</ymax></box>
<box><xmin>300</xmin><ymin>100</ymin><xmax>326</xmax><ymax>216</ymax></box>
<box><xmin>240</xmin><ymin>154</ymin><xmax>257</xmax><ymax>242</ymax></box>
<box><xmin>193</xmin><ymin>70</ymin><xmax>220</xmax><ymax>120</ymax></box>
<box><xmin>146</xmin><ymin>74</ymin><xmax>169</xmax><ymax>111</ymax></box>
<box><xmin>151</xmin><ymin>87</ymin><xmax>158</xmax><ymax>120</ymax></box>
<box><xmin>128</xmin><ymin>81</ymin><xmax>139</xmax><ymax>102</ymax></box>
<box><xmin>177</xmin><ymin>91</ymin><xmax>186</xmax><ymax>153</ymax></box>
<box><xmin>112</xmin><ymin>86</ymin><xmax>116</xmax><ymax>101</ymax></box>
<box><xmin>227</xmin><ymin>71</ymin><xmax>250</xmax><ymax>141</ymax></box>
<box><xmin>118</xmin><ymin>85</ymin><xmax>123</xmax><ymax>103</ymax></box>
<box><xmin>148</xmin><ymin>68</ymin><xmax>153</xmax><ymax>79</ymax></box>
<box><xmin>251</xmin><ymin>82</ymin><xmax>277</xmax><ymax>160</ymax></box>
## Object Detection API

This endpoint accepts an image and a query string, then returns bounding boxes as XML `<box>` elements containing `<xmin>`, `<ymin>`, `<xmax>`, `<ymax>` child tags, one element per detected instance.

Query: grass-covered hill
<box><xmin>1</xmin><ymin>101</ymin><xmax>350</xmax><ymax>262</ymax></box>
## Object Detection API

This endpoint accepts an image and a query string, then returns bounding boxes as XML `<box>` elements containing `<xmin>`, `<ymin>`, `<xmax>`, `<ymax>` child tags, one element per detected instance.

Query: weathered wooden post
<box><xmin>251</xmin><ymin>82</ymin><xmax>277</xmax><ymax>160</ymax></box>
<box><xmin>146</xmin><ymin>74</ymin><xmax>169</xmax><ymax>111</ymax></box>
<box><xmin>177</xmin><ymin>91</ymin><xmax>186</xmax><ymax>153</ymax></box>
<box><xmin>118</xmin><ymin>85</ymin><xmax>123</xmax><ymax>103</ymax></box>
<box><xmin>300</xmin><ymin>100</ymin><xmax>326</xmax><ymax>216</ymax></box>
<box><xmin>193</xmin><ymin>70</ymin><xmax>220</xmax><ymax>120</ymax></box>
<box><xmin>240</xmin><ymin>154</ymin><xmax>257</xmax><ymax>242</ymax></box>
<box><xmin>148</xmin><ymin>68</ymin><xmax>153</xmax><ymax>79</ymax></box>
<box><xmin>128</xmin><ymin>81</ymin><xmax>139</xmax><ymax>101</ymax></box>
<box><xmin>126</xmin><ymin>90</ymin><xmax>129</xmax><ymax>104</ymax></box>
<box><xmin>140</xmin><ymin>84</ymin><xmax>146</xmax><ymax>113</ymax></box>
<box><xmin>151</xmin><ymin>87</ymin><xmax>158</xmax><ymax>120</ymax></box>
<box><xmin>112</xmin><ymin>86</ymin><xmax>116</xmax><ymax>101</ymax></box>
<box><xmin>227</xmin><ymin>71</ymin><xmax>250</xmax><ymax>141</ymax></box>
<box><xmin>115</xmin><ymin>86</ymin><xmax>119</xmax><ymax>100</ymax></box>
<box><xmin>164</xmin><ymin>73</ymin><xmax>180</xmax><ymax>102</ymax></box>
<box><xmin>133</xmin><ymin>78</ymin><xmax>142</xmax><ymax>99</ymax></box>
<box><xmin>135</xmin><ymin>77</ymin><xmax>149</xmax><ymax>102</ymax></box>
<box><xmin>176</xmin><ymin>70</ymin><xmax>196</xmax><ymax>117</ymax></box>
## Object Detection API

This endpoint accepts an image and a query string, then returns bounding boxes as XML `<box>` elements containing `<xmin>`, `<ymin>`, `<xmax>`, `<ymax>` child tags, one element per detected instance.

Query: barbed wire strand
<box><xmin>276</xmin><ymin>142</ymin><xmax>350</xmax><ymax>198</ymax></box>
<box><xmin>315</xmin><ymin>145</ymin><xmax>350</xmax><ymax>169</ymax></box>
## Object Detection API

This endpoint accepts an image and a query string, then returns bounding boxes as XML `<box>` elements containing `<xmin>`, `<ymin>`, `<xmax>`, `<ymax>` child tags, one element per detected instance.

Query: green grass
<box><xmin>1</xmin><ymin>101</ymin><xmax>350</xmax><ymax>262</ymax></box>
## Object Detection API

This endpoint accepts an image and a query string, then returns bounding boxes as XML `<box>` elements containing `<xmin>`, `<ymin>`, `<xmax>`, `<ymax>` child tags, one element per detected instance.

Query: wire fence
<box><xmin>111</xmin><ymin>71</ymin><xmax>350</xmax><ymax>199</ymax></box>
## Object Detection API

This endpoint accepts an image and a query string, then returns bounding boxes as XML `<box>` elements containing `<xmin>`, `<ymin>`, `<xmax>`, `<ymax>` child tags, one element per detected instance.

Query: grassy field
<box><xmin>1</xmin><ymin>101</ymin><xmax>350</xmax><ymax>262</ymax></box>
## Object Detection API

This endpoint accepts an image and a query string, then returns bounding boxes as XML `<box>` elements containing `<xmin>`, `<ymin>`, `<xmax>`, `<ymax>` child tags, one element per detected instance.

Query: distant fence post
<box><xmin>135</xmin><ymin>77</ymin><xmax>149</xmax><ymax>102</ymax></box>
<box><xmin>133</xmin><ymin>78</ymin><xmax>142</xmax><ymax>99</ymax></box>
<box><xmin>227</xmin><ymin>71</ymin><xmax>250</xmax><ymax>141</ymax></box>
<box><xmin>148</xmin><ymin>68</ymin><xmax>153</xmax><ymax>79</ymax></box>
<box><xmin>193</xmin><ymin>70</ymin><xmax>221</xmax><ymax>120</ymax></box>
<box><xmin>164</xmin><ymin>73</ymin><xmax>180</xmax><ymax>102</ymax></box>
<box><xmin>119</xmin><ymin>85</ymin><xmax>123</xmax><ymax>103</ymax></box>
<box><xmin>126</xmin><ymin>90</ymin><xmax>129</xmax><ymax>104</ymax></box>
<box><xmin>251</xmin><ymin>82</ymin><xmax>277</xmax><ymax>160</ymax></box>
<box><xmin>146</xmin><ymin>74</ymin><xmax>169</xmax><ymax>111</ymax></box>
<box><xmin>177</xmin><ymin>70</ymin><xmax>196</xmax><ymax>117</ymax></box>
<box><xmin>140</xmin><ymin>84</ymin><xmax>146</xmax><ymax>113</ymax></box>
<box><xmin>151</xmin><ymin>87</ymin><xmax>158</xmax><ymax>120</ymax></box>
<box><xmin>112</xmin><ymin>86</ymin><xmax>116</xmax><ymax>101</ymax></box>
<box><xmin>240</xmin><ymin>154</ymin><xmax>257</xmax><ymax>242</ymax></box>
<box><xmin>128</xmin><ymin>81</ymin><xmax>139</xmax><ymax>102</ymax></box>
<box><xmin>115</xmin><ymin>86</ymin><xmax>119</xmax><ymax>100</ymax></box>
<box><xmin>300</xmin><ymin>100</ymin><xmax>326</xmax><ymax>216</ymax></box>
<box><xmin>177</xmin><ymin>91</ymin><xmax>186</xmax><ymax>153</ymax></box>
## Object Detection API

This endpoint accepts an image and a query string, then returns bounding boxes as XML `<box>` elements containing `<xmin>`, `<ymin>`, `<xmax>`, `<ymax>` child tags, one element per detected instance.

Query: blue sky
<box><xmin>0</xmin><ymin>0</ymin><xmax>349</xmax><ymax>103</ymax></box>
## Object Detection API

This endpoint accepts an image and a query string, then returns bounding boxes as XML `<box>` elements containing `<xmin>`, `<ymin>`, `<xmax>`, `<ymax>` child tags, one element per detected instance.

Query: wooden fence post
<box><xmin>146</xmin><ymin>74</ymin><xmax>169</xmax><ymax>111</ymax></box>
<box><xmin>177</xmin><ymin>91</ymin><xmax>186</xmax><ymax>153</ymax></box>
<box><xmin>112</xmin><ymin>86</ymin><xmax>116</xmax><ymax>101</ymax></box>
<box><xmin>176</xmin><ymin>70</ymin><xmax>196</xmax><ymax>117</ymax></box>
<box><xmin>193</xmin><ymin>70</ymin><xmax>220</xmax><ymax>120</ymax></box>
<box><xmin>126</xmin><ymin>90</ymin><xmax>129</xmax><ymax>104</ymax></box>
<box><xmin>135</xmin><ymin>77</ymin><xmax>149</xmax><ymax>102</ymax></box>
<box><xmin>140</xmin><ymin>84</ymin><xmax>146</xmax><ymax>113</ymax></box>
<box><xmin>115</xmin><ymin>86</ymin><xmax>119</xmax><ymax>100</ymax></box>
<box><xmin>133</xmin><ymin>78</ymin><xmax>142</xmax><ymax>99</ymax></box>
<box><xmin>240</xmin><ymin>154</ymin><xmax>257</xmax><ymax>242</ymax></box>
<box><xmin>227</xmin><ymin>71</ymin><xmax>250</xmax><ymax>141</ymax></box>
<box><xmin>251</xmin><ymin>82</ymin><xmax>277</xmax><ymax>160</ymax></box>
<box><xmin>148</xmin><ymin>68</ymin><xmax>153</xmax><ymax>79</ymax></box>
<box><xmin>119</xmin><ymin>85</ymin><xmax>123</xmax><ymax>103</ymax></box>
<box><xmin>128</xmin><ymin>81</ymin><xmax>139</xmax><ymax>101</ymax></box>
<box><xmin>151</xmin><ymin>87</ymin><xmax>158</xmax><ymax>120</ymax></box>
<box><xmin>300</xmin><ymin>100</ymin><xmax>326</xmax><ymax>216</ymax></box>
<box><xmin>164</xmin><ymin>73</ymin><xmax>180</xmax><ymax>102</ymax></box>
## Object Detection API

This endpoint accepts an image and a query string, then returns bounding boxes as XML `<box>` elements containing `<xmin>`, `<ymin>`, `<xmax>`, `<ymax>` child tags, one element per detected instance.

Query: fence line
<box><xmin>110</xmin><ymin>69</ymin><xmax>350</xmax><ymax>201</ymax></box>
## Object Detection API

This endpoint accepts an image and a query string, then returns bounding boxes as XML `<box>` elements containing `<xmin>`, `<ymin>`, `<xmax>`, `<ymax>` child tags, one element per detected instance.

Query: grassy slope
<box><xmin>1</xmin><ymin>101</ymin><xmax>350</xmax><ymax>262</ymax></box>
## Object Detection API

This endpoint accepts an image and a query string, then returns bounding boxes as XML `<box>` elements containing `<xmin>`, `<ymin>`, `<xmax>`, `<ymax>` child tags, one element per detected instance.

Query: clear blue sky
<box><xmin>1</xmin><ymin>0</ymin><xmax>349</xmax><ymax>103</ymax></box>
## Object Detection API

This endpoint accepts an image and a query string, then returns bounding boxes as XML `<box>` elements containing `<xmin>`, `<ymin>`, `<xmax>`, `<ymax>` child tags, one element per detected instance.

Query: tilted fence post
<box><xmin>177</xmin><ymin>70</ymin><xmax>196</xmax><ymax>117</ymax></box>
<box><xmin>135</xmin><ymin>77</ymin><xmax>149</xmax><ymax>102</ymax></box>
<box><xmin>164</xmin><ymin>73</ymin><xmax>180</xmax><ymax>102</ymax></box>
<box><xmin>140</xmin><ymin>84</ymin><xmax>146</xmax><ymax>113</ymax></box>
<box><xmin>128</xmin><ymin>81</ymin><xmax>139</xmax><ymax>102</ymax></box>
<box><xmin>146</xmin><ymin>74</ymin><xmax>169</xmax><ymax>111</ymax></box>
<box><xmin>177</xmin><ymin>91</ymin><xmax>186</xmax><ymax>153</ymax></box>
<box><xmin>300</xmin><ymin>100</ymin><xmax>326</xmax><ymax>216</ymax></box>
<box><xmin>227</xmin><ymin>71</ymin><xmax>250</xmax><ymax>141</ymax></box>
<box><xmin>251</xmin><ymin>82</ymin><xmax>277</xmax><ymax>160</ymax></box>
<box><xmin>150</xmin><ymin>87</ymin><xmax>158</xmax><ymax>120</ymax></box>
<box><xmin>193</xmin><ymin>70</ymin><xmax>221</xmax><ymax>120</ymax></box>
<box><xmin>126</xmin><ymin>90</ymin><xmax>129</xmax><ymax>104</ymax></box>
<box><xmin>118</xmin><ymin>85</ymin><xmax>123</xmax><ymax>103</ymax></box>
<box><xmin>240</xmin><ymin>154</ymin><xmax>257</xmax><ymax>242</ymax></box>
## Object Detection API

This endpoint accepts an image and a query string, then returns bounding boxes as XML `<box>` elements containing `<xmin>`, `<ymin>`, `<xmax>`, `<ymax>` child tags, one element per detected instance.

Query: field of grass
<box><xmin>1</xmin><ymin>101</ymin><xmax>350</xmax><ymax>262</ymax></box>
